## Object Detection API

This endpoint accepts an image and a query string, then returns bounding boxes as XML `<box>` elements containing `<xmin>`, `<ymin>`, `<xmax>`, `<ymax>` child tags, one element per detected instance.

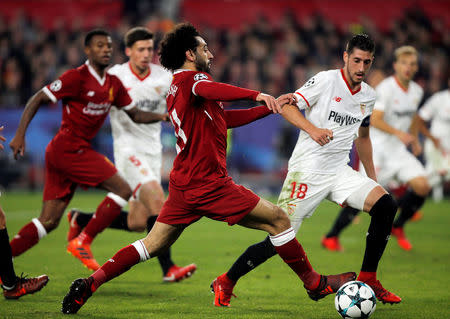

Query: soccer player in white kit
<box><xmin>321</xmin><ymin>46</ymin><xmax>430</xmax><ymax>252</ymax></box>
<box><xmin>417</xmin><ymin>79</ymin><xmax>450</xmax><ymax>201</ymax></box>
<box><xmin>67</xmin><ymin>27</ymin><xmax>196</xmax><ymax>282</ymax></box>
<box><xmin>212</xmin><ymin>34</ymin><xmax>402</xmax><ymax>305</ymax></box>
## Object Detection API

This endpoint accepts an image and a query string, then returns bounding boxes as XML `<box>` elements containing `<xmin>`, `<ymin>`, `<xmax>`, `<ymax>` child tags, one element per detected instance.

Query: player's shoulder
<box><xmin>107</xmin><ymin>63</ymin><xmax>127</xmax><ymax>76</ymax></box>
<box><xmin>173</xmin><ymin>69</ymin><xmax>212</xmax><ymax>84</ymax></box>
<box><xmin>150</xmin><ymin>63</ymin><xmax>171</xmax><ymax>76</ymax></box>
<box><xmin>361</xmin><ymin>81</ymin><xmax>377</xmax><ymax>100</ymax></box>
<box><xmin>409</xmin><ymin>80</ymin><xmax>424</xmax><ymax>95</ymax></box>
<box><xmin>375</xmin><ymin>76</ymin><xmax>394</xmax><ymax>92</ymax></box>
<box><xmin>62</xmin><ymin>66</ymin><xmax>83</xmax><ymax>79</ymax></box>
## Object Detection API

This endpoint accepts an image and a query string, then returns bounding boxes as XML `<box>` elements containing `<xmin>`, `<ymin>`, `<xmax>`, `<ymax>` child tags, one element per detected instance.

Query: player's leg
<box><xmin>392</xmin><ymin>175</ymin><xmax>430</xmax><ymax>250</ymax></box>
<box><xmin>62</xmin><ymin>221</ymin><xmax>184</xmax><ymax>314</ymax></box>
<box><xmin>341</xmin><ymin>171</ymin><xmax>401</xmax><ymax>304</ymax></box>
<box><xmin>0</xmin><ymin>205</ymin><xmax>49</xmax><ymax>299</ymax></box>
<box><xmin>322</xmin><ymin>206</ymin><xmax>360</xmax><ymax>251</ymax></box>
<box><xmin>10</xmin><ymin>199</ymin><xmax>68</xmax><ymax>256</ymax></box>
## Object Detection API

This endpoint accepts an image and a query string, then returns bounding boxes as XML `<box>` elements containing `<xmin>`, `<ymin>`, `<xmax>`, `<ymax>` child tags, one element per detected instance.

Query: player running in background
<box><xmin>61</xmin><ymin>23</ymin><xmax>355</xmax><ymax>314</ymax></box>
<box><xmin>67</xmin><ymin>27</ymin><xmax>196</xmax><ymax>282</ymax></box>
<box><xmin>417</xmin><ymin>78</ymin><xmax>450</xmax><ymax>202</ymax></box>
<box><xmin>212</xmin><ymin>34</ymin><xmax>401</xmax><ymax>306</ymax></box>
<box><xmin>9</xmin><ymin>29</ymin><xmax>168</xmax><ymax>272</ymax></box>
<box><xmin>321</xmin><ymin>46</ymin><xmax>429</xmax><ymax>252</ymax></box>
<box><xmin>0</xmin><ymin>126</ymin><xmax>49</xmax><ymax>299</ymax></box>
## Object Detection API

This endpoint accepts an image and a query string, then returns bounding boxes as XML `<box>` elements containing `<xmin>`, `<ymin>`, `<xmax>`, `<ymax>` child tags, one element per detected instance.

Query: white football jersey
<box><xmin>371</xmin><ymin>76</ymin><xmax>424</xmax><ymax>149</ymax></box>
<box><xmin>289</xmin><ymin>69</ymin><xmax>376</xmax><ymax>174</ymax></box>
<box><xmin>108</xmin><ymin>62</ymin><xmax>172</xmax><ymax>153</ymax></box>
<box><xmin>418</xmin><ymin>89</ymin><xmax>450</xmax><ymax>152</ymax></box>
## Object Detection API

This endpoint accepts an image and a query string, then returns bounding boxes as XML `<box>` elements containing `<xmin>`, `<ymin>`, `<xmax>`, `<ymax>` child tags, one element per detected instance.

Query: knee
<box><xmin>38</xmin><ymin>217</ymin><xmax>60</xmax><ymax>232</ymax></box>
<box><xmin>372</xmin><ymin>194</ymin><xmax>397</xmax><ymax>218</ymax></box>
<box><xmin>414</xmin><ymin>183</ymin><xmax>431</xmax><ymax>197</ymax></box>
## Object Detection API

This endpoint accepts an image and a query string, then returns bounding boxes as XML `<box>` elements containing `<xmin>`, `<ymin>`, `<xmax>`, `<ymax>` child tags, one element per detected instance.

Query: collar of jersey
<box><xmin>173</xmin><ymin>69</ymin><xmax>192</xmax><ymax>74</ymax></box>
<box><xmin>85</xmin><ymin>60</ymin><xmax>106</xmax><ymax>86</ymax></box>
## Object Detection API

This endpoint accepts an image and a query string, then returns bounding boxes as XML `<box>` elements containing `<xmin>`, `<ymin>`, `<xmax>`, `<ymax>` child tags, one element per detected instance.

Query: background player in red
<box><xmin>8</xmin><ymin>29</ymin><xmax>168</xmax><ymax>271</ymax></box>
<box><xmin>0</xmin><ymin>126</ymin><xmax>49</xmax><ymax>299</ymax></box>
<box><xmin>61</xmin><ymin>23</ymin><xmax>355</xmax><ymax>314</ymax></box>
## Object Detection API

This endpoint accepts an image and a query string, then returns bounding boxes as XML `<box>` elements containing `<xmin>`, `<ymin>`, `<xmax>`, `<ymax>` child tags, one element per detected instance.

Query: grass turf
<box><xmin>0</xmin><ymin>191</ymin><xmax>449</xmax><ymax>318</ymax></box>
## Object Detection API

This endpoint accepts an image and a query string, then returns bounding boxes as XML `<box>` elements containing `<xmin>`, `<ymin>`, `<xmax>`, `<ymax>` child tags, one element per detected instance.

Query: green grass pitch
<box><xmin>1</xmin><ymin>191</ymin><xmax>449</xmax><ymax>318</ymax></box>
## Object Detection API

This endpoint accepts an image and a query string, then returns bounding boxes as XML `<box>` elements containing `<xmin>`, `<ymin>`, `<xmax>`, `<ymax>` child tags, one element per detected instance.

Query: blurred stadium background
<box><xmin>0</xmin><ymin>0</ymin><xmax>449</xmax><ymax>197</ymax></box>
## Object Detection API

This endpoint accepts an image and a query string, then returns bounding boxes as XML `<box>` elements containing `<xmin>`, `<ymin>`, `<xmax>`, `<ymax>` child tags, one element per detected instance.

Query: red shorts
<box><xmin>43</xmin><ymin>129</ymin><xmax>117</xmax><ymax>201</ymax></box>
<box><xmin>158</xmin><ymin>177</ymin><xmax>260</xmax><ymax>226</ymax></box>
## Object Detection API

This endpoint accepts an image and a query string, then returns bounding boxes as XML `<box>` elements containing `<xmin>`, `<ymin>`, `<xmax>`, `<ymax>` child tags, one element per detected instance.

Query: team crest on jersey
<box><xmin>194</xmin><ymin>73</ymin><xmax>208</xmax><ymax>81</ymax></box>
<box><xmin>109</xmin><ymin>87</ymin><xmax>114</xmax><ymax>102</ymax></box>
<box><xmin>50</xmin><ymin>80</ymin><xmax>62</xmax><ymax>92</ymax></box>
<box><xmin>360</xmin><ymin>103</ymin><xmax>366</xmax><ymax>115</ymax></box>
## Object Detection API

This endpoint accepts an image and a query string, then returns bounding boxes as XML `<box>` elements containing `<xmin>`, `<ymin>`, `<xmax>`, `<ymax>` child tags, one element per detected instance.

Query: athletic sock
<box><xmin>227</xmin><ymin>236</ymin><xmax>277</xmax><ymax>282</ymax></box>
<box><xmin>91</xmin><ymin>240</ymin><xmax>149</xmax><ymax>291</ymax></box>
<box><xmin>270</xmin><ymin>227</ymin><xmax>320</xmax><ymax>289</ymax></box>
<box><xmin>393</xmin><ymin>190</ymin><xmax>426</xmax><ymax>228</ymax></box>
<box><xmin>10</xmin><ymin>218</ymin><xmax>47</xmax><ymax>256</ymax></box>
<box><xmin>80</xmin><ymin>194</ymin><xmax>127</xmax><ymax>244</ymax></box>
<box><xmin>146</xmin><ymin>215</ymin><xmax>174</xmax><ymax>275</ymax></box>
<box><xmin>357</xmin><ymin>271</ymin><xmax>376</xmax><ymax>282</ymax></box>
<box><xmin>361</xmin><ymin>194</ymin><xmax>397</xmax><ymax>272</ymax></box>
<box><xmin>326</xmin><ymin>207</ymin><xmax>360</xmax><ymax>238</ymax></box>
<box><xmin>76</xmin><ymin>210</ymin><xmax>130</xmax><ymax>231</ymax></box>
<box><xmin>0</xmin><ymin>228</ymin><xmax>17</xmax><ymax>287</ymax></box>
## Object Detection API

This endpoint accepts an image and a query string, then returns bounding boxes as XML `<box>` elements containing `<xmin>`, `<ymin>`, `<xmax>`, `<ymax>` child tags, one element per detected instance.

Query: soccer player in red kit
<box><xmin>61</xmin><ymin>23</ymin><xmax>355</xmax><ymax>314</ymax></box>
<box><xmin>9</xmin><ymin>29</ymin><xmax>167</xmax><ymax>272</ymax></box>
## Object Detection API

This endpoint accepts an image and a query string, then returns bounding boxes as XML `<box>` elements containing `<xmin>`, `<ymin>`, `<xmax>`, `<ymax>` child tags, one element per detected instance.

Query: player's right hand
<box><xmin>276</xmin><ymin>93</ymin><xmax>296</xmax><ymax>109</ymax></box>
<box><xmin>0</xmin><ymin>126</ymin><xmax>5</xmax><ymax>151</ymax></box>
<box><xmin>309</xmin><ymin>127</ymin><xmax>333</xmax><ymax>146</ymax></box>
<box><xmin>9</xmin><ymin>135</ymin><xmax>25</xmax><ymax>159</ymax></box>
<box><xmin>161</xmin><ymin>113</ymin><xmax>170</xmax><ymax>122</ymax></box>
<box><xmin>396</xmin><ymin>131</ymin><xmax>414</xmax><ymax>146</ymax></box>
<box><xmin>256</xmin><ymin>93</ymin><xmax>282</xmax><ymax>114</ymax></box>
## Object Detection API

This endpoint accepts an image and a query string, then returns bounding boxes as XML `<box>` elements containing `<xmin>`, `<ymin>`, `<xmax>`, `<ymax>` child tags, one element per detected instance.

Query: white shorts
<box><xmin>277</xmin><ymin>165</ymin><xmax>379</xmax><ymax>233</ymax></box>
<box><xmin>424</xmin><ymin>140</ymin><xmax>450</xmax><ymax>183</ymax></box>
<box><xmin>373</xmin><ymin>144</ymin><xmax>426</xmax><ymax>187</ymax></box>
<box><xmin>114</xmin><ymin>149</ymin><xmax>162</xmax><ymax>197</ymax></box>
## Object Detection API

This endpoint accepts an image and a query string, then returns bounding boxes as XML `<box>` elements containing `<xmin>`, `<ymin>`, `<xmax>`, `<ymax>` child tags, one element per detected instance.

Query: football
<box><xmin>334</xmin><ymin>281</ymin><xmax>377</xmax><ymax>318</ymax></box>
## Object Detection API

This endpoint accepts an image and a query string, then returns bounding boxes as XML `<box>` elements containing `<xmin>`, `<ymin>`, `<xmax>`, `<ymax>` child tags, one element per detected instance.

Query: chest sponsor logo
<box><xmin>87</xmin><ymin>91</ymin><xmax>95</xmax><ymax>97</ymax></box>
<box><xmin>194</xmin><ymin>73</ymin><xmax>208</xmax><ymax>81</ymax></box>
<box><xmin>109</xmin><ymin>87</ymin><xmax>114</xmax><ymax>102</ymax></box>
<box><xmin>136</xmin><ymin>99</ymin><xmax>161</xmax><ymax>112</ymax></box>
<box><xmin>328</xmin><ymin>110</ymin><xmax>361</xmax><ymax>126</ymax></box>
<box><xmin>83</xmin><ymin>102</ymin><xmax>112</xmax><ymax>115</ymax></box>
<box><xmin>50</xmin><ymin>80</ymin><xmax>62</xmax><ymax>92</ymax></box>
<box><xmin>393</xmin><ymin>110</ymin><xmax>415</xmax><ymax>117</ymax></box>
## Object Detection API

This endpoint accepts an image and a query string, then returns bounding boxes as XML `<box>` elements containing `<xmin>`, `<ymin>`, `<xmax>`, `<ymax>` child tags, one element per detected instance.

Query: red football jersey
<box><xmin>166</xmin><ymin>70</ymin><xmax>259</xmax><ymax>190</ymax></box>
<box><xmin>43</xmin><ymin>62</ymin><xmax>133</xmax><ymax>140</ymax></box>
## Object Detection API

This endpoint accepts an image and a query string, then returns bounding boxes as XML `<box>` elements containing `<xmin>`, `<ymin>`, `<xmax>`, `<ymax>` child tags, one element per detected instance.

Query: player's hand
<box><xmin>396</xmin><ymin>131</ymin><xmax>414</xmax><ymax>146</ymax></box>
<box><xmin>9</xmin><ymin>134</ymin><xmax>25</xmax><ymax>159</ymax></box>
<box><xmin>276</xmin><ymin>93</ymin><xmax>296</xmax><ymax>109</ymax></box>
<box><xmin>160</xmin><ymin>113</ymin><xmax>170</xmax><ymax>122</ymax></box>
<box><xmin>411</xmin><ymin>139</ymin><xmax>423</xmax><ymax>156</ymax></box>
<box><xmin>0</xmin><ymin>126</ymin><xmax>5</xmax><ymax>151</ymax></box>
<box><xmin>256</xmin><ymin>93</ymin><xmax>282</xmax><ymax>114</ymax></box>
<box><xmin>309</xmin><ymin>127</ymin><xmax>333</xmax><ymax>146</ymax></box>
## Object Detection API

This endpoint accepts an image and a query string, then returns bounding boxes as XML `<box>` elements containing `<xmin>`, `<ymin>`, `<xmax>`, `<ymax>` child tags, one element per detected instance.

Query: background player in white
<box><xmin>321</xmin><ymin>46</ymin><xmax>431</xmax><ymax>252</ymax></box>
<box><xmin>417</xmin><ymin>78</ymin><xmax>450</xmax><ymax>202</ymax></box>
<box><xmin>212</xmin><ymin>34</ymin><xmax>401</xmax><ymax>306</ymax></box>
<box><xmin>67</xmin><ymin>27</ymin><xmax>196</xmax><ymax>282</ymax></box>
<box><xmin>370</xmin><ymin>46</ymin><xmax>430</xmax><ymax>251</ymax></box>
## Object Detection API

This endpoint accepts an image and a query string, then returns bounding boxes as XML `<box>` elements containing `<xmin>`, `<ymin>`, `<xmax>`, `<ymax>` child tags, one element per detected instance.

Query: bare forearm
<box><xmin>355</xmin><ymin>137</ymin><xmax>376</xmax><ymax>181</ymax></box>
<box><xmin>15</xmin><ymin>91</ymin><xmax>46</xmax><ymax>136</ymax></box>
<box><xmin>281</xmin><ymin>104</ymin><xmax>314</xmax><ymax>132</ymax></box>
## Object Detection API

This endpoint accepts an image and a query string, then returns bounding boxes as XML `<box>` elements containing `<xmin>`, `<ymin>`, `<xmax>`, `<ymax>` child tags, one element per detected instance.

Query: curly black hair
<box><xmin>159</xmin><ymin>23</ymin><xmax>200</xmax><ymax>71</ymax></box>
<box><xmin>84</xmin><ymin>29</ymin><xmax>110</xmax><ymax>47</ymax></box>
<box><xmin>346</xmin><ymin>33</ymin><xmax>375</xmax><ymax>55</ymax></box>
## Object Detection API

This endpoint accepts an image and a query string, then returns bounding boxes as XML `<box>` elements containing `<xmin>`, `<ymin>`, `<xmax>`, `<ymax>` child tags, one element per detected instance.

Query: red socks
<box><xmin>357</xmin><ymin>271</ymin><xmax>377</xmax><ymax>282</ymax></box>
<box><xmin>90</xmin><ymin>244</ymin><xmax>142</xmax><ymax>291</ymax></box>
<box><xmin>80</xmin><ymin>196</ymin><xmax>123</xmax><ymax>243</ymax></box>
<box><xmin>270</xmin><ymin>228</ymin><xmax>320</xmax><ymax>289</ymax></box>
<box><xmin>10</xmin><ymin>219</ymin><xmax>47</xmax><ymax>256</ymax></box>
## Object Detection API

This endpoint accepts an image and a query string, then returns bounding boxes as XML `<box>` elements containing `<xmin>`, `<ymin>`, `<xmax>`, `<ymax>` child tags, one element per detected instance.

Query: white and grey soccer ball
<box><xmin>335</xmin><ymin>281</ymin><xmax>377</xmax><ymax>318</ymax></box>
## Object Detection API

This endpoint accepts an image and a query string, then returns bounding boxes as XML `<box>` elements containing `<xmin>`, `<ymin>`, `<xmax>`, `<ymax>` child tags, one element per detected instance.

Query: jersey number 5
<box><xmin>290</xmin><ymin>182</ymin><xmax>308</xmax><ymax>199</ymax></box>
<box><xmin>169</xmin><ymin>109</ymin><xmax>187</xmax><ymax>154</ymax></box>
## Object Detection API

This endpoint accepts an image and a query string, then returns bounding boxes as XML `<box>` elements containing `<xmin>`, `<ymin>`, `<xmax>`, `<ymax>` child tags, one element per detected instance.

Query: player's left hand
<box><xmin>256</xmin><ymin>93</ymin><xmax>282</xmax><ymax>114</ymax></box>
<box><xmin>276</xmin><ymin>93</ymin><xmax>296</xmax><ymax>109</ymax></box>
<box><xmin>161</xmin><ymin>113</ymin><xmax>170</xmax><ymax>122</ymax></box>
<box><xmin>411</xmin><ymin>138</ymin><xmax>422</xmax><ymax>156</ymax></box>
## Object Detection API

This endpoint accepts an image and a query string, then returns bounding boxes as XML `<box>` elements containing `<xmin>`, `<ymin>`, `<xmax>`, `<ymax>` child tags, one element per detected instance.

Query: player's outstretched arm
<box><xmin>281</xmin><ymin>104</ymin><xmax>333</xmax><ymax>146</ymax></box>
<box><xmin>125</xmin><ymin>107</ymin><xmax>169</xmax><ymax>124</ymax></box>
<box><xmin>416</xmin><ymin>114</ymin><xmax>441</xmax><ymax>151</ymax></box>
<box><xmin>9</xmin><ymin>90</ymin><xmax>51</xmax><ymax>159</ymax></box>
<box><xmin>370</xmin><ymin>109</ymin><xmax>414</xmax><ymax>146</ymax></box>
<box><xmin>355</xmin><ymin>126</ymin><xmax>377</xmax><ymax>181</ymax></box>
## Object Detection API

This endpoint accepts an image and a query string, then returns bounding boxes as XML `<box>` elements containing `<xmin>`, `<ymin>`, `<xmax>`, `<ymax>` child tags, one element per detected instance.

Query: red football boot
<box><xmin>61</xmin><ymin>277</ymin><xmax>94</xmax><ymax>314</ymax></box>
<box><xmin>321</xmin><ymin>236</ymin><xmax>343</xmax><ymax>252</ymax></box>
<box><xmin>391</xmin><ymin>226</ymin><xmax>412</xmax><ymax>251</ymax></box>
<box><xmin>210</xmin><ymin>273</ymin><xmax>237</xmax><ymax>307</ymax></box>
<box><xmin>3</xmin><ymin>274</ymin><xmax>49</xmax><ymax>299</ymax></box>
<box><xmin>67</xmin><ymin>238</ymin><xmax>100</xmax><ymax>271</ymax></box>
<box><xmin>306</xmin><ymin>272</ymin><xmax>356</xmax><ymax>301</ymax></box>
<box><xmin>361</xmin><ymin>278</ymin><xmax>402</xmax><ymax>304</ymax></box>
<box><xmin>163</xmin><ymin>264</ymin><xmax>197</xmax><ymax>282</ymax></box>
